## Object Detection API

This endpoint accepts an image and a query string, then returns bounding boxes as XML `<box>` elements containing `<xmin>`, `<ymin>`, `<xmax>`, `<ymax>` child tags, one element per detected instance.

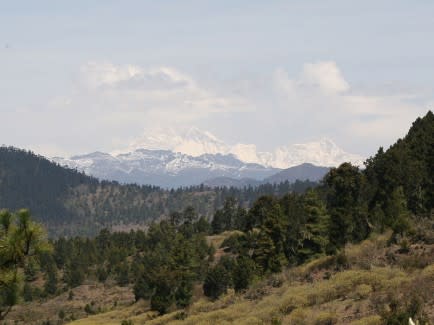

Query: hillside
<box><xmin>203</xmin><ymin>163</ymin><xmax>327</xmax><ymax>188</ymax></box>
<box><xmin>5</xmin><ymin>228</ymin><xmax>433</xmax><ymax>325</ymax></box>
<box><xmin>264</xmin><ymin>163</ymin><xmax>330</xmax><ymax>184</ymax></box>
<box><xmin>71</xmin><ymin>231</ymin><xmax>434</xmax><ymax>325</ymax></box>
<box><xmin>0</xmin><ymin>147</ymin><xmax>314</xmax><ymax>236</ymax></box>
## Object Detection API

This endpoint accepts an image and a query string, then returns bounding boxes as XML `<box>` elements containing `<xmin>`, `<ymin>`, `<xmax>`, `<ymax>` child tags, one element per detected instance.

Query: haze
<box><xmin>1</xmin><ymin>1</ymin><xmax>433</xmax><ymax>158</ymax></box>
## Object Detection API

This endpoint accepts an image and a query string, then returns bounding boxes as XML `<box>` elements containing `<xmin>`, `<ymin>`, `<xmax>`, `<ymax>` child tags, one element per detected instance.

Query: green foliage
<box><xmin>151</xmin><ymin>277</ymin><xmax>174</xmax><ymax>314</ymax></box>
<box><xmin>133</xmin><ymin>274</ymin><xmax>154</xmax><ymax>301</ymax></box>
<box><xmin>96</xmin><ymin>266</ymin><xmax>108</xmax><ymax>282</ymax></box>
<box><xmin>211</xmin><ymin>197</ymin><xmax>243</xmax><ymax>234</ymax></box>
<box><xmin>58</xmin><ymin>309</ymin><xmax>65</xmax><ymax>320</ymax></box>
<box><xmin>232</xmin><ymin>255</ymin><xmax>257</xmax><ymax>292</ymax></box>
<box><xmin>24</xmin><ymin>257</ymin><xmax>39</xmax><ymax>282</ymax></box>
<box><xmin>325</xmin><ymin>163</ymin><xmax>369</xmax><ymax>250</ymax></box>
<box><xmin>84</xmin><ymin>303</ymin><xmax>95</xmax><ymax>314</ymax></box>
<box><xmin>44</xmin><ymin>266</ymin><xmax>58</xmax><ymax>295</ymax></box>
<box><xmin>63</xmin><ymin>259</ymin><xmax>85</xmax><ymax>288</ymax></box>
<box><xmin>365</xmin><ymin>111</ymin><xmax>434</xmax><ymax>216</ymax></box>
<box><xmin>174</xmin><ymin>277</ymin><xmax>193</xmax><ymax>308</ymax></box>
<box><xmin>0</xmin><ymin>209</ymin><xmax>51</xmax><ymax>320</ymax></box>
<box><xmin>23</xmin><ymin>282</ymin><xmax>33</xmax><ymax>302</ymax></box>
<box><xmin>203</xmin><ymin>264</ymin><xmax>231</xmax><ymax>299</ymax></box>
<box><xmin>115</xmin><ymin>262</ymin><xmax>130</xmax><ymax>286</ymax></box>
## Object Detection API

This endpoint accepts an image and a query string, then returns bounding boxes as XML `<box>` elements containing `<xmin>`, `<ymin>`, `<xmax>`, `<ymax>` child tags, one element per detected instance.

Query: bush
<box><xmin>84</xmin><ymin>303</ymin><xmax>95</xmax><ymax>314</ymax></box>
<box><xmin>352</xmin><ymin>284</ymin><xmax>372</xmax><ymax>300</ymax></box>
<box><xmin>314</xmin><ymin>312</ymin><xmax>337</xmax><ymax>325</ymax></box>
<box><xmin>58</xmin><ymin>309</ymin><xmax>65</xmax><ymax>320</ymax></box>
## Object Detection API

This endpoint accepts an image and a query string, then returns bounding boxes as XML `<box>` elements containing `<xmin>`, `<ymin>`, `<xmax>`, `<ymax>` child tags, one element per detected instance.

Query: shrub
<box><xmin>84</xmin><ymin>303</ymin><xmax>95</xmax><ymax>314</ymax></box>
<box><xmin>353</xmin><ymin>284</ymin><xmax>372</xmax><ymax>300</ymax></box>
<box><xmin>58</xmin><ymin>309</ymin><xmax>65</xmax><ymax>320</ymax></box>
<box><xmin>314</xmin><ymin>312</ymin><xmax>337</xmax><ymax>325</ymax></box>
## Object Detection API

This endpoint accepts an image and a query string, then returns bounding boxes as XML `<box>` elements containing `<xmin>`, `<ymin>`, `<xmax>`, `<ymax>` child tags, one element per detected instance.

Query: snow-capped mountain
<box><xmin>260</xmin><ymin>138</ymin><xmax>364</xmax><ymax>168</ymax></box>
<box><xmin>119</xmin><ymin>127</ymin><xmax>364</xmax><ymax>168</ymax></box>
<box><xmin>53</xmin><ymin>128</ymin><xmax>364</xmax><ymax>188</ymax></box>
<box><xmin>121</xmin><ymin>127</ymin><xmax>228</xmax><ymax>157</ymax></box>
<box><xmin>53</xmin><ymin>149</ymin><xmax>278</xmax><ymax>188</ymax></box>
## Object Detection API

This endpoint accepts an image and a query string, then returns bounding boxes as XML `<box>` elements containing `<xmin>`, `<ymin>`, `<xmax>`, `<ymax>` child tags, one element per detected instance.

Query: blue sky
<box><xmin>1</xmin><ymin>1</ymin><xmax>433</xmax><ymax>157</ymax></box>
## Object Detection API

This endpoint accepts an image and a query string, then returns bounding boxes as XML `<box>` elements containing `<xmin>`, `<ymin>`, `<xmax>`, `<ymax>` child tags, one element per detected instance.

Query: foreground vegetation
<box><xmin>69</xmin><ymin>231</ymin><xmax>434</xmax><ymax>325</ymax></box>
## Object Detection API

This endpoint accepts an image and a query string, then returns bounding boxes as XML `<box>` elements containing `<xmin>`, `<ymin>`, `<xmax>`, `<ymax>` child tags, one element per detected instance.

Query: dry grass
<box><xmin>206</xmin><ymin>231</ymin><xmax>243</xmax><ymax>249</ymax></box>
<box><xmin>4</xmin><ymin>283</ymin><xmax>134</xmax><ymax>325</ymax></box>
<box><xmin>65</xmin><ymin>262</ymin><xmax>433</xmax><ymax>325</ymax></box>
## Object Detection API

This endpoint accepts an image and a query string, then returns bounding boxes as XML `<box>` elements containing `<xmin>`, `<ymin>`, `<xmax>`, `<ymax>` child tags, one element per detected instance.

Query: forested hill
<box><xmin>364</xmin><ymin>110</ymin><xmax>434</xmax><ymax>215</ymax></box>
<box><xmin>0</xmin><ymin>147</ymin><xmax>315</xmax><ymax>237</ymax></box>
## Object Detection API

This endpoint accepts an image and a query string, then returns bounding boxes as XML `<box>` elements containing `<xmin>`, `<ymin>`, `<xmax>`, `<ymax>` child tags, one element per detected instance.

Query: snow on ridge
<box><xmin>52</xmin><ymin>128</ymin><xmax>364</xmax><ymax>182</ymax></box>
<box><xmin>114</xmin><ymin>127</ymin><xmax>363</xmax><ymax>169</ymax></box>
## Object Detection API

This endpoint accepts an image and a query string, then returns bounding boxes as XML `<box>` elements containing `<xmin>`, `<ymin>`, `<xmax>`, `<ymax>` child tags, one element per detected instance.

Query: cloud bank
<box><xmin>11</xmin><ymin>61</ymin><xmax>429</xmax><ymax>158</ymax></box>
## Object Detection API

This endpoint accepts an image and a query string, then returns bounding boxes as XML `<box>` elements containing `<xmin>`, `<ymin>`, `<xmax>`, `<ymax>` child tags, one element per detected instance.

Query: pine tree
<box><xmin>0</xmin><ymin>209</ymin><xmax>51</xmax><ymax>320</ymax></box>
<box><xmin>203</xmin><ymin>265</ymin><xmax>230</xmax><ymax>300</ymax></box>
<box><xmin>150</xmin><ymin>277</ymin><xmax>174</xmax><ymax>314</ymax></box>
<box><xmin>232</xmin><ymin>256</ymin><xmax>256</xmax><ymax>292</ymax></box>
<box><xmin>44</xmin><ymin>266</ymin><xmax>58</xmax><ymax>295</ymax></box>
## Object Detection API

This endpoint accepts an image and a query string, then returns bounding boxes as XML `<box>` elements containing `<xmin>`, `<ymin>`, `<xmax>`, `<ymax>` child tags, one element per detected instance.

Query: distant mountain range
<box><xmin>123</xmin><ymin>127</ymin><xmax>364</xmax><ymax>168</ymax></box>
<box><xmin>53</xmin><ymin>128</ymin><xmax>363</xmax><ymax>188</ymax></box>
<box><xmin>53</xmin><ymin>150</ymin><xmax>279</xmax><ymax>188</ymax></box>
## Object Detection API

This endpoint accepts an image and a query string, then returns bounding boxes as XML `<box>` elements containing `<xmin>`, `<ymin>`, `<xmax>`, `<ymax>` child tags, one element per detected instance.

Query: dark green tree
<box><xmin>232</xmin><ymin>256</ymin><xmax>256</xmax><ymax>292</ymax></box>
<box><xmin>44</xmin><ymin>266</ymin><xmax>58</xmax><ymax>295</ymax></box>
<box><xmin>203</xmin><ymin>265</ymin><xmax>231</xmax><ymax>300</ymax></box>
<box><xmin>150</xmin><ymin>276</ymin><xmax>174</xmax><ymax>314</ymax></box>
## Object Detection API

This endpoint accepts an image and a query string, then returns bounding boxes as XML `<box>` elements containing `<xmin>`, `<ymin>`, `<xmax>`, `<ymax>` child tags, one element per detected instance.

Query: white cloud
<box><xmin>18</xmin><ymin>60</ymin><xmax>428</xmax><ymax>158</ymax></box>
<box><xmin>300</xmin><ymin>61</ymin><xmax>350</xmax><ymax>94</ymax></box>
<box><xmin>76</xmin><ymin>62</ymin><xmax>249</xmax><ymax>126</ymax></box>
<box><xmin>266</xmin><ymin>61</ymin><xmax>427</xmax><ymax>152</ymax></box>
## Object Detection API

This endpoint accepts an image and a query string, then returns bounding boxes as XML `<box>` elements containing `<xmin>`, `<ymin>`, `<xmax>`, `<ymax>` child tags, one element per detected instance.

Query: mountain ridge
<box><xmin>116</xmin><ymin>127</ymin><xmax>364</xmax><ymax>168</ymax></box>
<box><xmin>53</xmin><ymin>149</ymin><xmax>280</xmax><ymax>188</ymax></box>
<box><xmin>204</xmin><ymin>163</ymin><xmax>329</xmax><ymax>188</ymax></box>
<box><xmin>53</xmin><ymin>128</ymin><xmax>363</xmax><ymax>188</ymax></box>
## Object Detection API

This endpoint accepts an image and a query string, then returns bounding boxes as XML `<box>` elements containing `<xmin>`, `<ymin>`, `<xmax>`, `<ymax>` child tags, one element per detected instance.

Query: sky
<box><xmin>1</xmin><ymin>0</ymin><xmax>433</xmax><ymax>158</ymax></box>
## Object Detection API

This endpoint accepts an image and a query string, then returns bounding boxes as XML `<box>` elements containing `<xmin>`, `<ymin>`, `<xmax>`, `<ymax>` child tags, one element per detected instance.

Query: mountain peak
<box><xmin>111</xmin><ymin>128</ymin><xmax>363</xmax><ymax>169</ymax></box>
